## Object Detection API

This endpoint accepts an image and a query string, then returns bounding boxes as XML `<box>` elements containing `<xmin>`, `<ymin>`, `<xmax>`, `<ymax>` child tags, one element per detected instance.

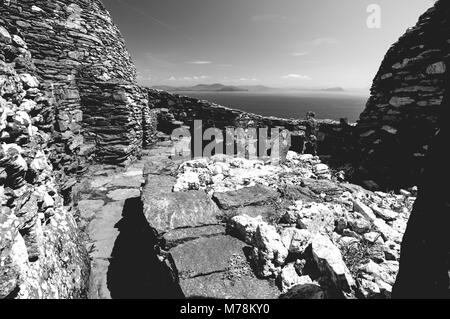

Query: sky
<box><xmin>103</xmin><ymin>0</ymin><xmax>436</xmax><ymax>89</ymax></box>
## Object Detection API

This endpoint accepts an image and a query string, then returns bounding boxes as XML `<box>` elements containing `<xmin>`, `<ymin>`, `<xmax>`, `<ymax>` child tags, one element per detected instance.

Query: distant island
<box><xmin>321</xmin><ymin>87</ymin><xmax>345</xmax><ymax>92</ymax></box>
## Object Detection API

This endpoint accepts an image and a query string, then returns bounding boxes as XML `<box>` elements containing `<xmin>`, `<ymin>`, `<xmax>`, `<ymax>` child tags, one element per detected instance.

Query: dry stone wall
<box><xmin>0</xmin><ymin>24</ymin><xmax>89</xmax><ymax>299</ymax></box>
<box><xmin>355</xmin><ymin>0</ymin><xmax>450</xmax><ymax>189</ymax></box>
<box><xmin>147</xmin><ymin>88</ymin><xmax>355</xmax><ymax>159</ymax></box>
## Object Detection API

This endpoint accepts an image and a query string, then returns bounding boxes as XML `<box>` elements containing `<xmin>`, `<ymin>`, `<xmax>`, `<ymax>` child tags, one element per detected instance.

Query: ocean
<box><xmin>173</xmin><ymin>90</ymin><xmax>369</xmax><ymax>123</ymax></box>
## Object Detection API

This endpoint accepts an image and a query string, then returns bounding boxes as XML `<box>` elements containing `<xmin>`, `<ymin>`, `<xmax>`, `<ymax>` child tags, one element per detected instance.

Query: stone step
<box><xmin>169</xmin><ymin>235</ymin><xmax>280</xmax><ymax>299</ymax></box>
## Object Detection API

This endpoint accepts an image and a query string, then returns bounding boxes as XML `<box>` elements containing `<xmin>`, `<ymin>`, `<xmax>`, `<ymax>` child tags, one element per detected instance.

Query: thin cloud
<box><xmin>282</xmin><ymin>74</ymin><xmax>311</xmax><ymax>80</ymax></box>
<box><xmin>291</xmin><ymin>51</ymin><xmax>310</xmax><ymax>57</ymax></box>
<box><xmin>188</xmin><ymin>61</ymin><xmax>213</xmax><ymax>65</ymax></box>
<box><xmin>309</xmin><ymin>37</ymin><xmax>340</xmax><ymax>46</ymax></box>
<box><xmin>168</xmin><ymin>75</ymin><xmax>210</xmax><ymax>81</ymax></box>
<box><xmin>239</xmin><ymin>77</ymin><xmax>258</xmax><ymax>81</ymax></box>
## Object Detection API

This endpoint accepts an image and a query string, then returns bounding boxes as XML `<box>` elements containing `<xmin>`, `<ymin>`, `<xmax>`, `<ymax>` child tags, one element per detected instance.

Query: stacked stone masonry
<box><xmin>355</xmin><ymin>0</ymin><xmax>450</xmax><ymax>189</ymax></box>
<box><xmin>0</xmin><ymin>22</ymin><xmax>89</xmax><ymax>299</ymax></box>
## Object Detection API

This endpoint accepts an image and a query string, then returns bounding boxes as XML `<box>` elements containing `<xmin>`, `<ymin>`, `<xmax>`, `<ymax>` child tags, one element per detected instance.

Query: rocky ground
<box><xmin>137</xmin><ymin>139</ymin><xmax>416</xmax><ymax>299</ymax></box>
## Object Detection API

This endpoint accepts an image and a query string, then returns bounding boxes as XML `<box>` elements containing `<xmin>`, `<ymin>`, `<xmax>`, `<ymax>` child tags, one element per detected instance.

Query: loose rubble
<box><xmin>172</xmin><ymin>151</ymin><xmax>415</xmax><ymax>298</ymax></box>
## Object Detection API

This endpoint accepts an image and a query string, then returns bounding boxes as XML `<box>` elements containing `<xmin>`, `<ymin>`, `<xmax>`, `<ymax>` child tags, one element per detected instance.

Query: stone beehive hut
<box><xmin>356</xmin><ymin>0</ymin><xmax>450</xmax><ymax>189</ymax></box>
<box><xmin>0</xmin><ymin>0</ymin><xmax>155</xmax><ymax>172</ymax></box>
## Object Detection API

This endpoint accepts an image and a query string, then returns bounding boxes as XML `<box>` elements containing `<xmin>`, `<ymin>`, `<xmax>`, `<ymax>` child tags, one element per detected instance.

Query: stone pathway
<box><xmin>76</xmin><ymin>141</ymin><xmax>176</xmax><ymax>299</ymax></box>
<box><xmin>75</xmin><ymin>136</ymin><xmax>282</xmax><ymax>299</ymax></box>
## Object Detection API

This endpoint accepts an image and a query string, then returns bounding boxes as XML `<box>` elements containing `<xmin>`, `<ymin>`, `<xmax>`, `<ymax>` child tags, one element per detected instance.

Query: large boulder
<box><xmin>311</xmin><ymin>234</ymin><xmax>356</xmax><ymax>295</ymax></box>
<box><xmin>142</xmin><ymin>190</ymin><xmax>221</xmax><ymax>233</ymax></box>
<box><xmin>227</xmin><ymin>215</ymin><xmax>288</xmax><ymax>278</ymax></box>
<box><xmin>250</xmin><ymin>224</ymin><xmax>289</xmax><ymax>278</ymax></box>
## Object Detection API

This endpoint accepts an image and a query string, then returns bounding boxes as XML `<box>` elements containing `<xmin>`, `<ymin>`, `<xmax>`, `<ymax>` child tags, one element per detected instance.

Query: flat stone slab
<box><xmin>106</xmin><ymin>188</ymin><xmax>140</xmax><ymax>201</ymax></box>
<box><xmin>87</xmin><ymin>202</ymin><xmax>124</xmax><ymax>259</ymax></box>
<box><xmin>170</xmin><ymin>235</ymin><xmax>248</xmax><ymax>278</ymax></box>
<box><xmin>89</xmin><ymin>176</ymin><xmax>114</xmax><ymax>189</ymax></box>
<box><xmin>108</xmin><ymin>176</ymin><xmax>144</xmax><ymax>188</ymax></box>
<box><xmin>279</xmin><ymin>184</ymin><xmax>317</xmax><ymax>202</ymax></box>
<box><xmin>213</xmin><ymin>185</ymin><xmax>279</xmax><ymax>210</ymax></box>
<box><xmin>170</xmin><ymin>234</ymin><xmax>279</xmax><ymax>298</ymax></box>
<box><xmin>180</xmin><ymin>271</ymin><xmax>280</xmax><ymax>299</ymax></box>
<box><xmin>142</xmin><ymin>175</ymin><xmax>177</xmax><ymax>198</ymax></box>
<box><xmin>144</xmin><ymin>158</ymin><xmax>180</xmax><ymax>176</ymax></box>
<box><xmin>301</xmin><ymin>179</ymin><xmax>344</xmax><ymax>196</ymax></box>
<box><xmin>88</xmin><ymin>259</ymin><xmax>111</xmax><ymax>300</ymax></box>
<box><xmin>163</xmin><ymin>225</ymin><xmax>225</xmax><ymax>249</ymax></box>
<box><xmin>143</xmin><ymin>190</ymin><xmax>221</xmax><ymax>233</ymax></box>
<box><xmin>234</xmin><ymin>205</ymin><xmax>277</xmax><ymax>221</ymax></box>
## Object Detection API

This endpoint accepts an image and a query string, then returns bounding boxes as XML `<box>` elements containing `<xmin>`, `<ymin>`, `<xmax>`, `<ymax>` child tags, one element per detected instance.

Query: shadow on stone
<box><xmin>107</xmin><ymin>197</ymin><xmax>184</xmax><ymax>299</ymax></box>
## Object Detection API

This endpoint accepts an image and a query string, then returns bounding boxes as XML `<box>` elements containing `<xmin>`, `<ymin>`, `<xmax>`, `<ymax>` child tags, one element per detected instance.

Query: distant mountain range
<box><xmin>151</xmin><ymin>83</ymin><xmax>346</xmax><ymax>93</ymax></box>
<box><xmin>152</xmin><ymin>83</ymin><xmax>248</xmax><ymax>92</ymax></box>
<box><xmin>151</xmin><ymin>83</ymin><xmax>282</xmax><ymax>92</ymax></box>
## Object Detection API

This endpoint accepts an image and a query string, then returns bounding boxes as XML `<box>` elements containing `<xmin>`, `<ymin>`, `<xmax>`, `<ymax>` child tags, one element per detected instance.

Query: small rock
<box><xmin>338</xmin><ymin>236</ymin><xmax>360</xmax><ymax>247</ymax></box>
<box><xmin>280</xmin><ymin>228</ymin><xmax>312</xmax><ymax>255</ymax></box>
<box><xmin>314</xmin><ymin>163</ymin><xmax>329</xmax><ymax>175</ymax></box>
<box><xmin>352</xmin><ymin>199</ymin><xmax>377</xmax><ymax>222</ymax></box>
<box><xmin>349</xmin><ymin>218</ymin><xmax>372</xmax><ymax>235</ymax></box>
<box><xmin>31</xmin><ymin>5</ymin><xmax>44</xmax><ymax>12</ymax></box>
<box><xmin>399</xmin><ymin>189</ymin><xmax>411</xmax><ymax>197</ymax></box>
<box><xmin>342</xmin><ymin>229</ymin><xmax>360</xmax><ymax>239</ymax></box>
<box><xmin>371</xmin><ymin>205</ymin><xmax>398</xmax><ymax>221</ymax></box>
<box><xmin>359</xmin><ymin>279</ymin><xmax>381</xmax><ymax>299</ymax></box>
<box><xmin>363</xmin><ymin>232</ymin><xmax>383</xmax><ymax>244</ymax></box>
<box><xmin>335</xmin><ymin>217</ymin><xmax>347</xmax><ymax>233</ymax></box>
<box><xmin>280</xmin><ymin>263</ymin><xmax>312</xmax><ymax>292</ymax></box>
<box><xmin>12</xmin><ymin>35</ymin><xmax>26</xmax><ymax>47</ymax></box>
<box><xmin>19</xmin><ymin>74</ymin><xmax>39</xmax><ymax>88</ymax></box>
<box><xmin>228</xmin><ymin>214</ymin><xmax>265</xmax><ymax>245</ymax></box>
<box><xmin>0</xmin><ymin>26</ymin><xmax>11</xmax><ymax>44</ymax></box>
